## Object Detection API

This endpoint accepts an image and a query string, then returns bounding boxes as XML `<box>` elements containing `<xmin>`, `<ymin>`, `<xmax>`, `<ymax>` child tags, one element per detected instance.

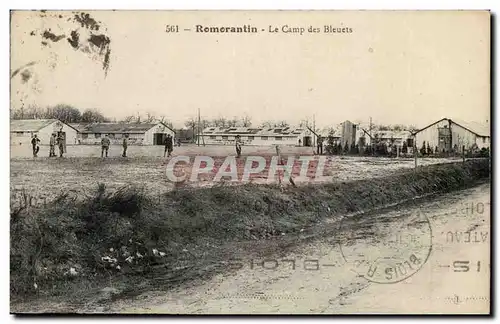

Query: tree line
<box><xmin>183</xmin><ymin>114</ymin><xmax>291</xmax><ymax>130</ymax></box>
<box><xmin>11</xmin><ymin>104</ymin><xmax>109</xmax><ymax>123</ymax></box>
<box><xmin>10</xmin><ymin>105</ymin><xmax>175</xmax><ymax>128</ymax></box>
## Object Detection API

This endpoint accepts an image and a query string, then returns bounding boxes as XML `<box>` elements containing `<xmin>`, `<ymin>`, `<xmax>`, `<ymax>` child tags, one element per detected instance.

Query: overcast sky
<box><xmin>11</xmin><ymin>10</ymin><xmax>490</xmax><ymax>129</ymax></box>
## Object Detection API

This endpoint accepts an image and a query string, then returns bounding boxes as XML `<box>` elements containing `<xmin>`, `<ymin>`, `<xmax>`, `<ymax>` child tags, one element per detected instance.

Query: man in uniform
<box><xmin>122</xmin><ymin>135</ymin><xmax>128</xmax><ymax>157</ymax></box>
<box><xmin>317</xmin><ymin>135</ymin><xmax>323</xmax><ymax>155</ymax></box>
<box><xmin>235</xmin><ymin>135</ymin><xmax>242</xmax><ymax>158</ymax></box>
<box><xmin>31</xmin><ymin>134</ymin><xmax>40</xmax><ymax>157</ymax></box>
<box><xmin>101</xmin><ymin>135</ymin><xmax>111</xmax><ymax>158</ymax></box>
<box><xmin>164</xmin><ymin>134</ymin><xmax>173</xmax><ymax>157</ymax></box>
<box><xmin>57</xmin><ymin>132</ymin><xmax>65</xmax><ymax>157</ymax></box>
<box><xmin>49</xmin><ymin>133</ymin><xmax>57</xmax><ymax>157</ymax></box>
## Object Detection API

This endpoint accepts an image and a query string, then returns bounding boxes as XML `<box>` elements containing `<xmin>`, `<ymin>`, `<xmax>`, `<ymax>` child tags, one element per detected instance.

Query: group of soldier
<box><xmin>31</xmin><ymin>133</ymin><xmax>176</xmax><ymax>158</ymax></box>
<box><xmin>31</xmin><ymin>133</ymin><xmax>65</xmax><ymax>158</ymax></box>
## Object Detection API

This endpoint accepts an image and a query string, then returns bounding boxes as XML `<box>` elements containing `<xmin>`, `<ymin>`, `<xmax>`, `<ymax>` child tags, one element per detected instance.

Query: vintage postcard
<box><xmin>10</xmin><ymin>10</ymin><xmax>491</xmax><ymax>314</ymax></box>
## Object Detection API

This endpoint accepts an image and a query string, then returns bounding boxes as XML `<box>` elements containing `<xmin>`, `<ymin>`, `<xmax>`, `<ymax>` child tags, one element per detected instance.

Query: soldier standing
<box><xmin>57</xmin><ymin>132</ymin><xmax>65</xmax><ymax>157</ymax></box>
<box><xmin>49</xmin><ymin>133</ymin><xmax>56</xmax><ymax>157</ymax></box>
<box><xmin>164</xmin><ymin>134</ymin><xmax>173</xmax><ymax>157</ymax></box>
<box><xmin>317</xmin><ymin>135</ymin><xmax>323</xmax><ymax>155</ymax></box>
<box><xmin>101</xmin><ymin>135</ymin><xmax>111</xmax><ymax>157</ymax></box>
<box><xmin>235</xmin><ymin>135</ymin><xmax>242</xmax><ymax>158</ymax></box>
<box><xmin>31</xmin><ymin>134</ymin><xmax>40</xmax><ymax>157</ymax></box>
<box><xmin>122</xmin><ymin>136</ymin><xmax>128</xmax><ymax>157</ymax></box>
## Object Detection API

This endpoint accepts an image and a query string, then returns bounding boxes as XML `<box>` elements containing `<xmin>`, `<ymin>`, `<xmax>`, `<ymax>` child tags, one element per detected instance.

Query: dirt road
<box><xmin>106</xmin><ymin>183</ymin><xmax>490</xmax><ymax>314</ymax></box>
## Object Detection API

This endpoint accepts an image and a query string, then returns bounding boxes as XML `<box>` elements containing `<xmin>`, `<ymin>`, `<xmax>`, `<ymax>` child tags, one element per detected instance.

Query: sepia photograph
<box><xmin>9</xmin><ymin>9</ymin><xmax>491</xmax><ymax>314</ymax></box>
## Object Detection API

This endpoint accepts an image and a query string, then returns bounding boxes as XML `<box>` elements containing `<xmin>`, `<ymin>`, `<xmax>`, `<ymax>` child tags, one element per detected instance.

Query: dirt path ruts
<box><xmin>103</xmin><ymin>183</ymin><xmax>490</xmax><ymax>314</ymax></box>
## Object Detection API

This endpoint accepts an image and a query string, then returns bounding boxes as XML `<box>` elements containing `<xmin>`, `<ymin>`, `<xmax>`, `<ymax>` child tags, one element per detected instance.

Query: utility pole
<box><xmin>197</xmin><ymin>108</ymin><xmax>201</xmax><ymax>146</ymax></box>
<box><xmin>369</xmin><ymin>116</ymin><xmax>373</xmax><ymax>154</ymax></box>
<box><xmin>305</xmin><ymin>117</ymin><xmax>309</xmax><ymax>146</ymax></box>
<box><xmin>313</xmin><ymin>114</ymin><xmax>316</xmax><ymax>147</ymax></box>
<box><xmin>414</xmin><ymin>134</ymin><xmax>418</xmax><ymax>170</ymax></box>
<box><xmin>369</xmin><ymin>117</ymin><xmax>372</xmax><ymax>138</ymax></box>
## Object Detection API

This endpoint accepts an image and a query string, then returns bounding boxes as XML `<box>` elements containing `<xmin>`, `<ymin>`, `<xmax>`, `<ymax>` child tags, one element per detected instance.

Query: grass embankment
<box><xmin>10</xmin><ymin>159</ymin><xmax>490</xmax><ymax>307</ymax></box>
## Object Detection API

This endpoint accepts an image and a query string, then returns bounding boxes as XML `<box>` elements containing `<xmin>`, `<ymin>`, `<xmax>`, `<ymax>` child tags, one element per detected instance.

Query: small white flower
<box><xmin>33</xmin><ymin>282</ymin><xmax>38</xmax><ymax>289</ymax></box>
<box><xmin>116</xmin><ymin>265</ymin><xmax>121</xmax><ymax>270</ymax></box>
<box><xmin>136</xmin><ymin>252</ymin><xmax>143</xmax><ymax>258</ymax></box>
<box><xmin>69</xmin><ymin>267</ymin><xmax>78</xmax><ymax>276</ymax></box>
<box><xmin>152</xmin><ymin>248</ymin><xmax>158</xmax><ymax>256</ymax></box>
<box><xmin>159</xmin><ymin>252</ymin><xmax>166</xmax><ymax>257</ymax></box>
<box><xmin>109</xmin><ymin>248</ymin><xmax>114</xmax><ymax>252</ymax></box>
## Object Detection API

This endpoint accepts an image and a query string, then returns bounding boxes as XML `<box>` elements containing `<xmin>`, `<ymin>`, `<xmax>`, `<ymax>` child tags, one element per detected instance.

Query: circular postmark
<box><xmin>339</xmin><ymin>207</ymin><xmax>433</xmax><ymax>284</ymax></box>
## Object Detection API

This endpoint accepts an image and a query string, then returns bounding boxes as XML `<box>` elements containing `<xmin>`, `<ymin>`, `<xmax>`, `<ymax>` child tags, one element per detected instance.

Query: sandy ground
<box><xmin>10</xmin><ymin>144</ymin><xmax>462</xmax><ymax>206</ymax></box>
<box><xmin>100</xmin><ymin>183</ymin><xmax>490</xmax><ymax>314</ymax></box>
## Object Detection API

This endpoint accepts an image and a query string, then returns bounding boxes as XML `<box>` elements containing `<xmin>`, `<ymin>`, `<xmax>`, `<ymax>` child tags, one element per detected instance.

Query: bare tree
<box><xmin>227</xmin><ymin>116</ymin><xmax>239</xmax><ymax>127</ymax></box>
<box><xmin>44</xmin><ymin>104</ymin><xmax>82</xmax><ymax>123</ymax></box>
<box><xmin>241</xmin><ymin>114</ymin><xmax>252</xmax><ymax>127</ymax></box>
<box><xmin>259</xmin><ymin>120</ymin><xmax>275</xmax><ymax>128</ymax></box>
<box><xmin>213</xmin><ymin>117</ymin><xmax>228</xmax><ymax>128</ymax></box>
<box><xmin>81</xmin><ymin>109</ymin><xmax>107</xmax><ymax>123</ymax></box>
<box><xmin>276</xmin><ymin>120</ymin><xmax>289</xmax><ymax>128</ymax></box>
<box><xmin>185</xmin><ymin>118</ymin><xmax>197</xmax><ymax>143</ymax></box>
<box><xmin>11</xmin><ymin>104</ymin><xmax>44</xmax><ymax>119</ymax></box>
<box><xmin>144</xmin><ymin>112</ymin><xmax>156</xmax><ymax>123</ymax></box>
<box><xmin>122</xmin><ymin>115</ymin><xmax>136</xmax><ymax>123</ymax></box>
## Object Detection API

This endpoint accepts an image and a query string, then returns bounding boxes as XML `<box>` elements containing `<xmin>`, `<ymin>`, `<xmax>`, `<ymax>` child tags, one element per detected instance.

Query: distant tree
<box><xmin>44</xmin><ymin>104</ymin><xmax>82</xmax><ymax>123</ymax></box>
<box><xmin>143</xmin><ymin>112</ymin><xmax>156</xmax><ymax>124</ymax></box>
<box><xmin>213</xmin><ymin>117</ymin><xmax>228</xmax><ymax>128</ymax></box>
<box><xmin>227</xmin><ymin>117</ymin><xmax>239</xmax><ymax>127</ymax></box>
<box><xmin>11</xmin><ymin>104</ymin><xmax>44</xmax><ymax>119</ymax></box>
<box><xmin>392</xmin><ymin>124</ymin><xmax>402</xmax><ymax>131</ymax></box>
<box><xmin>260</xmin><ymin>120</ymin><xmax>275</xmax><ymax>128</ymax></box>
<box><xmin>354</xmin><ymin>144</ymin><xmax>360</xmax><ymax>155</ymax></box>
<box><xmin>298</xmin><ymin>120</ymin><xmax>308</xmax><ymax>128</ymax></box>
<box><xmin>427</xmin><ymin>142</ymin><xmax>433</xmax><ymax>155</ymax></box>
<box><xmin>156</xmin><ymin>115</ymin><xmax>174</xmax><ymax>129</ymax></box>
<box><xmin>377</xmin><ymin>125</ymin><xmax>391</xmax><ymax>131</ymax></box>
<box><xmin>276</xmin><ymin>120</ymin><xmax>289</xmax><ymax>128</ymax></box>
<box><xmin>241</xmin><ymin>114</ymin><xmax>252</xmax><ymax>127</ymax></box>
<box><xmin>185</xmin><ymin>118</ymin><xmax>197</xmax><ymax>142</ymax></box>
<box><xmin>326</xmin><ymin>131</ymin><xmax>336</xmax><ymax>155</ymax></box>
<box><xmin>420</xmin><ymin>141</ymin><xmax>427</xmax><ymax>156</ymax></box>
<box><xmin>122</xmin><ymin>115</ymin><xmax>136</xmax><ymax>123</ymax></box>
<box><xmin>81</xmin><ymin>109</ymin><xmax>107</xmax><ymax>123</ymax></box>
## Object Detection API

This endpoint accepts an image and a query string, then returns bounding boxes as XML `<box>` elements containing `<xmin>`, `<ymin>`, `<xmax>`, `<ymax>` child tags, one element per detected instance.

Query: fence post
<box><xmin>462</xmin><ymin>145</ymin><xmax>466</xmax><ymax>163</ymax></box>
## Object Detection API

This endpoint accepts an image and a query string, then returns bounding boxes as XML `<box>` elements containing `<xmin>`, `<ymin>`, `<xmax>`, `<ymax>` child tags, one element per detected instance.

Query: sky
<box><xmin>10</xmin><ymin>10</ymin><xmax>491</xmax><ymax>129</ymax></box>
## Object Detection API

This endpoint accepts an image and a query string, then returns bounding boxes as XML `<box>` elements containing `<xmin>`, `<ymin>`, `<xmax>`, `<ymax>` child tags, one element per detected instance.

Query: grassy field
<box><xmin>10</xmin><ymin>144</ymin><xmax>463</xmax><ymax>208</ymax></box>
